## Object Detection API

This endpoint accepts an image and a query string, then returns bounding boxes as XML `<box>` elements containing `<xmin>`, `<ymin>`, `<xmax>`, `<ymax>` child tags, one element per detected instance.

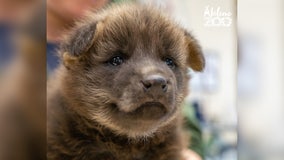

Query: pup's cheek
<box><xmin>167</xmin><ymin>92</ymin><xmax>177</xmax><ymax>111</ymax></box>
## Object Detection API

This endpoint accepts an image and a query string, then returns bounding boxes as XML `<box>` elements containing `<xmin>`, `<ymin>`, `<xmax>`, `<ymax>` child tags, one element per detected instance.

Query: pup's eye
<box><xmin>108</xmin><ymin>56</ymin><xmax>124</xmax><ymax>66</ymax></box>
<box><xmin>164</xmin><ymin>58</ymin><xmax>176</xmax><ymax>69</ymax></box>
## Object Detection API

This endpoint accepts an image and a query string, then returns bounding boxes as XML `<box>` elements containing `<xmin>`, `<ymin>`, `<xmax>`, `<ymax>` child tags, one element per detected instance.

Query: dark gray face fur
<box><xmin>59</xmin><ymin>5</ymin><xmax>204</xmax><ymax>138</ymax></box>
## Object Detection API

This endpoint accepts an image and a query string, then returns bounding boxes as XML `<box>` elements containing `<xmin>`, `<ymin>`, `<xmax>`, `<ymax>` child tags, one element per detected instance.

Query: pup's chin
<box><xmin>105</xmin><ymin>102</ymin><xmax>175</xmax><ymax>138</ymax></box>
<box><xmin>113</xmin><ymin>101</ymin><xmax>172</xmax><ymax>121</ymax></box>
<box><xmin>127</xmin><ymin>102</ymin><xmax>168</xmax><ymax>120</ymax></box>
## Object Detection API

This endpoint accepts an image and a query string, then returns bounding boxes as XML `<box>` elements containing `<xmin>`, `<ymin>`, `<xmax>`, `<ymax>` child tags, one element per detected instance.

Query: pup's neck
<box><xmin>65</xmin><ymin>106</ymin><xmax>179</xmax><ymax>146</ymax></box>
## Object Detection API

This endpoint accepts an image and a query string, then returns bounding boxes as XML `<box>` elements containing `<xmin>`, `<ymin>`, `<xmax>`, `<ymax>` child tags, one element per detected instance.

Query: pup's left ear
<box><xmin>184</xmin><ymin>31</ymin><xmax>205</xmax><ymax>72</ymax></box>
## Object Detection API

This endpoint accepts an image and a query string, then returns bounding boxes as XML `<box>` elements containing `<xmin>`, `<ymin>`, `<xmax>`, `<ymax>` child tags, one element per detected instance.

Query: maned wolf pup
<box><xmin>47</xmin><ymin>4</ymin><xmax>205</xmax><ymax>160</ymax></box>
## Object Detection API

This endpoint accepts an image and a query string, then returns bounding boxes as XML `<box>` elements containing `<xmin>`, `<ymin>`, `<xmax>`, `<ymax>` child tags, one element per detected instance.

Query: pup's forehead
<box><xmin>90</xmin><ymin>4</ymin><xmax>187</xmax><ymax>63</ymax></box>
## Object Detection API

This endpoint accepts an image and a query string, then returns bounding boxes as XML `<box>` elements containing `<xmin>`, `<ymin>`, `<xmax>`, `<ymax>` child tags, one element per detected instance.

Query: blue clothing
<box><xmin>0</xmin><ymin>24</ymin><xmax>14</xmax><ymax>68</ymax></box>
<box><xmin>47</xmin><ymin>42</ymin><xmax>59</xmax><ymax>73</ymax></box>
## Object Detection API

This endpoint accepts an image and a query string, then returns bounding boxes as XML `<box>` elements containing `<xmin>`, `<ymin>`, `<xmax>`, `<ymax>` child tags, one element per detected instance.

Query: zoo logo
<box><xmin>204</xmin><ymin>6</ymin><xmax>232</xmax><ymax>27</ymax></box>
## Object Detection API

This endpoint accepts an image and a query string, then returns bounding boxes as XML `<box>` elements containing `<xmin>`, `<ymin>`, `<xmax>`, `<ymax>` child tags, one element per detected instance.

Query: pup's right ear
<box><xmin>60</xmin><ymin>22</ymin><xmax>97</xmax><ymax>67</ymax></box>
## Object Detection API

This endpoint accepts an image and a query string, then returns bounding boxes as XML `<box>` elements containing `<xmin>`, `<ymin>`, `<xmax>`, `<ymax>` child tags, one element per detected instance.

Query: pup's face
<box><xmin>60</xmin><ymin>5</ymin><xmax>204</xmax><ymax>138</ymax></box>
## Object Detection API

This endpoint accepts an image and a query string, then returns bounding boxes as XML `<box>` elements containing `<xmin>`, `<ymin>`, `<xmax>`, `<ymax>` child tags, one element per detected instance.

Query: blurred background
<box><xmin>0</xmin><ymin>0</ymin><xmax>46</xmax><ymax>160</ymax></box>
<box><xmin>0</xmin><ymin>0</ymin><xmax>283</xmax><ymax>160</ymax></box>
<box><xmin>238</xmin><ymin>0</ymin><xmax>284</xmax><ymax>160</ymax></box>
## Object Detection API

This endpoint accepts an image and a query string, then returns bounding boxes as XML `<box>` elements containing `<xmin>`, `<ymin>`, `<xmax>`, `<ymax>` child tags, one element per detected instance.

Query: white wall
<box><xmin>238</xmin><ymin>0</ymin><xmax>284</xmax><ymax>159</ymax></box>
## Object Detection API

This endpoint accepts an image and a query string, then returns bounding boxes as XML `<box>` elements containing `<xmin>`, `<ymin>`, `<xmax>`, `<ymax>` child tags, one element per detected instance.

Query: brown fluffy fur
<box><xmin>47</xmin><ymin>4</ymin><xmax>204</xmax><ymax>160</ymax></box>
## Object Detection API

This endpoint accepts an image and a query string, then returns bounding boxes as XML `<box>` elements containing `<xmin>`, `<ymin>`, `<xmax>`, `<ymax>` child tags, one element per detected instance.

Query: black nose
<box><xmin>141</xmin><ymin>75</ymin><xmax>168</xmax><ymax>93</ymax></box>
